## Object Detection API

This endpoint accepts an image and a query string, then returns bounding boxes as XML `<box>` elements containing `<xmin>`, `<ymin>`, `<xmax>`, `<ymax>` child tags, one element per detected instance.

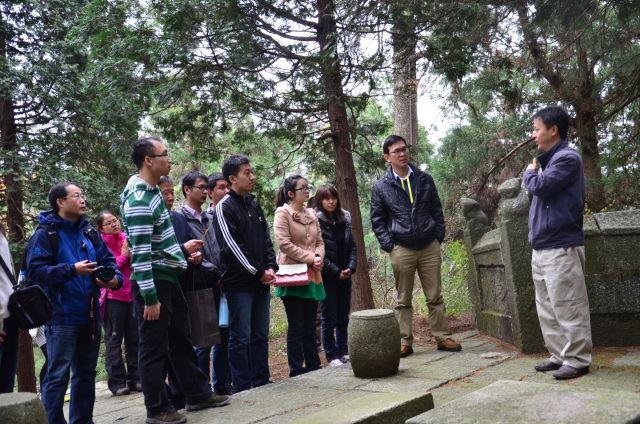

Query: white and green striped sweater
<box><xmin>120</xmin><ymin>175</ymin><xmax>187</xmax><ymax>305</ymax></box>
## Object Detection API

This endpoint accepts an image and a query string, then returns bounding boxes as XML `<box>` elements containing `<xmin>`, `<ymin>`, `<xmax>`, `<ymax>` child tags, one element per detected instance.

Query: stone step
<box><xmin>406</xmin><ymin>379</ymin><xmax>640</xmax><ymax>424</ymax></box>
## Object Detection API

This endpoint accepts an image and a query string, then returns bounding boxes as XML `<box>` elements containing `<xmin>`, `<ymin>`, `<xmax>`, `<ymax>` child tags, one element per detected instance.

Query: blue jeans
<box><xmin>194</xmin><ymin>327</ymin><xmax>232</xmax><ymax>393</ymax></box>
<box><xmin>320</xmin><ymin>279</ymin><xmax>352</xmax><ymax>361</ymax></box>
<box><xmin>0</xmin><ymin>316</ymin><xmax>19</xmax><ymax>393</ymax></box>
<box><xmin>226</xmin><ymin>289</ymin><xmax>270</xmax><ymax>392</ymax></box>
<box><xmin>212</xmin><ymin>326</ymin><xmax>232</xmax><ymax>392</ymax></box>
<box><xmin>44</xmin><ymin>324</ymin><xmax>101</xmax><ymax>424</ymax></box>
<box><xmin>194</xmin><ymin>345</ymin><xmax>212</xmax><ymax>388</ymax></box>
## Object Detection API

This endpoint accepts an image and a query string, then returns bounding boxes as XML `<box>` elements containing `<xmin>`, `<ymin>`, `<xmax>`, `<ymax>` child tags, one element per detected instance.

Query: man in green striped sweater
<box><xmin>121</xmin><ymin>137</ymin><xmax>230</xmax><ymax>424</ymax></box>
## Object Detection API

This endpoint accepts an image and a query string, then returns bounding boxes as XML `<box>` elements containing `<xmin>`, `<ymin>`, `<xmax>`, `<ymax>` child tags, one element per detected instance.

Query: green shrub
<box><xmin>415</xmin><ymin>240</ymin><xmax>471</xmax><ymax>316</ymax></box>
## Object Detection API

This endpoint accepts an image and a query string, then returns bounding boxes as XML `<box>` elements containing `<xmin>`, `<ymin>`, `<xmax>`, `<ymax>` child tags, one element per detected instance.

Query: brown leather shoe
<box><xmin>437</xmin><ymin>337</ymin><xmax>462</xmax><ymax>352</ymax></box>
<box><xmin>400</xmin><ymin>345</ymin><xmax>414</xmax><ymax>358</ymax></box>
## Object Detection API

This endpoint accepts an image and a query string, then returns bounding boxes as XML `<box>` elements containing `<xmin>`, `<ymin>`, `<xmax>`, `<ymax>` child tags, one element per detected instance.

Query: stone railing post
<box><xmin>496</xmin><ymin>178</ymin><xmax>543</xmax><ymax>352</ymax></box>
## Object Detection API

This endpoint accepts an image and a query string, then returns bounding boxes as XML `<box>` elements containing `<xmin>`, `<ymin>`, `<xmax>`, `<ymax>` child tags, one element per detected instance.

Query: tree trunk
<box><xmin>316</xmin><ymin>0</ymin><xmax>374</xmax><ymax>311</ymax></box>
<box><xmin>574</xmin><ymin>104</ymin><xmax>607</xmax><ymax>212</ymax></box>
<box><xmin>391</xmin><ymin>3</ymin><xmax>419</xmax><ymax>154</ymax></box>
<box><xmin>1</xmin><ymin>19</ymin><xmax>36</xmax><ymax>393</ymax></box>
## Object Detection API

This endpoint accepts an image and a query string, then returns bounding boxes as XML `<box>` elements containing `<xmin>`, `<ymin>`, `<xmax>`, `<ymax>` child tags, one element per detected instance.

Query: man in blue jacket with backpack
<box><xmin>27</xmin><ymin>181</ymin><xmax>122</xmax><ymax>424</ymax></box>
<box><xmin>524</xmin><ymin>106</ymin><xmax>592</xmax><ymax>380</ymax></box>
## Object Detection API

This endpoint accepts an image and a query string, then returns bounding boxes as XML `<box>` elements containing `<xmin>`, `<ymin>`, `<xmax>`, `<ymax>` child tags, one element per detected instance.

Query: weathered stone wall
<box><xmin>462</xmin><ymin>178</ymin><xmax>640</xmax><ymax>352</ymax></box>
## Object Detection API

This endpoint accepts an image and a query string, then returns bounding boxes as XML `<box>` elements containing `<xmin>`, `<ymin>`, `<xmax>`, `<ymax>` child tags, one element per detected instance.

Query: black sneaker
<box><xmin>553</xmin><ymin>364</ymin><xmax>589</xmax><ymax>380</ymax></box>
<box><xmin>114</xmin><ymin>387</ymin><xmax>130</xmax><ymax>396</ymax></box>
<box><xmin>146</xmin><ymin>410</ymin><xmax>187</xmax><ymax>424</ymax></box>
<box><xmin>186</xmin><ymin>393</ymin><xmax>231</xmax><ymax>411</ymax></box>
<box><xmin>534</xmin><ymin>360</ymin><xmax>562</xmax><ymax>372</ymax></box>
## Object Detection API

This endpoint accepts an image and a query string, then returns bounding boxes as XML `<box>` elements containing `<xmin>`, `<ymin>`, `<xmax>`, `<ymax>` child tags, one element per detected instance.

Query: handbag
<box><xmin>0</xmin><ymin>255</ymin><xmax>52</xmax><ymax>330</ymax></box>
<box><xmin>274</xmin><ymin>263</ymin><xmax>310</xmax><ymax>287</ymax></box>
<box><xmin>185</xmin><ymin>268</ymin><xmax>221</xmax><ymax>348</ymax></box>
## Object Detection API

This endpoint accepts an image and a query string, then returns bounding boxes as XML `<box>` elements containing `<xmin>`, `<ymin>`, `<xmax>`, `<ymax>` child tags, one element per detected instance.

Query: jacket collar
<box><xmin>537</xmin><ymin>140</ymin><xmax>567</xmax><ymax>168</ymax></box>
<box><xmin>384</xmin><ymin>163</ymin><xmax>421</xmax><ymax>183</ymax></box>
<box><xmin>228</xmin><ymin>188</ymin><xmax>255</xmax><ymax>204</ymax></box>
<box><xmin>279</xmin><ymin>203</ymin><xmax>315</xmax><ymax>225</ymax></box>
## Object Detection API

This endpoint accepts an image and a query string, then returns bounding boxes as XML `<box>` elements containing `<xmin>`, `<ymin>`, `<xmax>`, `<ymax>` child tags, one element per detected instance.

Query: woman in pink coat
<box><xmin>96</xmin><ymin>211</ymin><xmax>140</xmax><ymax>396</ymax></box>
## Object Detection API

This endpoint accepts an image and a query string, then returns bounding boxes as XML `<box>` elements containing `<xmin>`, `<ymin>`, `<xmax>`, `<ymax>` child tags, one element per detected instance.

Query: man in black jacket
<box><xmin>371</xmin><ymin>135</ymin><xmax>461</xmax><ymax>357</ymax></box>
<box><xmin>213</xmin><ymin>155</ymin><xmax>277</xmax><ymax>392</ymax></box>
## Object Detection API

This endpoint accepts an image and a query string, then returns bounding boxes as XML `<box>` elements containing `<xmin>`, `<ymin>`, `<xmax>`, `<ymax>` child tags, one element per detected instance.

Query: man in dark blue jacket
<box><xmin>28</xmin><ymin>182</ymin><xmax>122</xmax><ymax>424</ymax></box>
<box><xmin>371</xmin><ymin>135</ymin><xmax>461</xmax><ymax>357</ymax></box>
<box><xmin>524</xmin><ymin>106</ymin><xmax>592</xmax><ymax>380</ymax></box>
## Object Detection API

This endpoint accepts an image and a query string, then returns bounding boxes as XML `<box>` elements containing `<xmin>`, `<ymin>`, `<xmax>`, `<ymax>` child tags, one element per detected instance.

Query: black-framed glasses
<box><xmin>294</xmin><ymin>186</ymin><xmax>313</xmax><ymax>192</ymax></box>
<box><xmin>190</xmin><ymin>185</ymin><xmax>208</xmax><ymax>191</ymax></box>
<box><xmin>389</xmin><ymin>146</ymin><xmax>408</xmax><ymax>155</ymax></box>
<box><xmin>63</xmin><ymin>193</ymin><xmax>86</xmax><ymax>200</ymax></box>
<box><xmin>103</xmin><ymin>219</ymin><xmax>119</xmax><ymax>226</ymax></box>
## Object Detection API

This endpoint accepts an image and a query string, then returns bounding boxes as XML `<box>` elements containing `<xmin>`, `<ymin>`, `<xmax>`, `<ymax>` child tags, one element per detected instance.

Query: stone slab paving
<box><xmin>63</xmin><ymin>330</ymin><xmax>640</xmax><ymax>423</ymax></box>
<box><xmin>406</xmin><ymin>380</ymin><xmax>640</xmax><ymax>424</ymax></box>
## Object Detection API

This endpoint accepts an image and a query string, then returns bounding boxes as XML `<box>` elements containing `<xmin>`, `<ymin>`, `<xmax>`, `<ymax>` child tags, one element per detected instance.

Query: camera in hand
<box><xmin>92</xmin><ymin>266</ymin><xmax>115</xmax><ymax>282</ymax></box>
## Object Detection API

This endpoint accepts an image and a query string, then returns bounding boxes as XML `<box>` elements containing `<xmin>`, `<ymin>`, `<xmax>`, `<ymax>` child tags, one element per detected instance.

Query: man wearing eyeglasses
<box><xmin>371</xmin><ymin>135</ymin><xmax>462</xmax><ymax>358</ymax></box>
<box><xmin>121</xmin><ymin>137</ymin><xmax>229</xmax><ymax>424</ymax></box>
<box><xmin>28</xmin><ymin>182</ymin><xmax>122</xmax><ymax>424</ymax></box>
<box><xmin>174</xmin><ymin>171</ymin><xmax>224</xmax><ymax>391</ymax></box>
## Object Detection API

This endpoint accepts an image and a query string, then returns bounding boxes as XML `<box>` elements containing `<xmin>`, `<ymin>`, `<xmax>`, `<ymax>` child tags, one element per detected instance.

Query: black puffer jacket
<box><xmin>370</xmin><ymin>164</ymin><xmax>445</xmax><ymax>252</ymax></box>
<box><xmin>316</xmin><ymin>209</ymin><xmax>357</xmax><ymax>282</ymax></box>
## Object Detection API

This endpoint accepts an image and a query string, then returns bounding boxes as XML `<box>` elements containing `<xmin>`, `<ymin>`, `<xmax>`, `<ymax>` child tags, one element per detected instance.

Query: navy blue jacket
<box><xmin>172</xmin><ymin>207</ymin><xmax>220</xmax><ymax>292</ymax></box>
<box><xmin>27</xmin><ymin>210</ymin><xmax>122</xmax><ymax>326</ymax></box>
<box><xmin>524</xmin><ymin>141</ymin><xmax>585</xmax><ymax>250</ymax></box>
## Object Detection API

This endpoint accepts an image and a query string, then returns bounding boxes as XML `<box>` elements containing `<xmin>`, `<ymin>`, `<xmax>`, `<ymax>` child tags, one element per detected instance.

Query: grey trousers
<box><xmin>532</xmin><ymin>246</ymin><xmax>592</xmax><ymax>368</ymax></box>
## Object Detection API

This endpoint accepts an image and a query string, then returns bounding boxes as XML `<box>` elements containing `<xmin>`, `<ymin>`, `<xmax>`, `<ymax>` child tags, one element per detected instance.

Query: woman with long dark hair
<box><xmin>95</xmin><ymin>211</ymin><xmax>140</xmax><ymax>395</ymax></box>
<box><xmin>314</xmin><ymin>185</ymin><xmax>356</xmax><ymax>367</ymax></box>
<box><xmin>273</xmin><ymin>175</ymin><xmax>325</xmax><ymax>377</ymax></box>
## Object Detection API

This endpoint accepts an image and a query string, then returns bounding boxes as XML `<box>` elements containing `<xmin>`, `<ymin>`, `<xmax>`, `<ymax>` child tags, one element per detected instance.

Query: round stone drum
<box><xmin>348</xmin><ymin>308</ymin><xmax>400</xmax><ymax>378</ymax></box>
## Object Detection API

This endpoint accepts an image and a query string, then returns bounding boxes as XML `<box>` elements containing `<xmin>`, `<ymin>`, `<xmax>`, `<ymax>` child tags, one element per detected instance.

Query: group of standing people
<box><xmin>0</xmin><ymin>104</ymin><xmax>593</xmax><ymax>424</ymax></box>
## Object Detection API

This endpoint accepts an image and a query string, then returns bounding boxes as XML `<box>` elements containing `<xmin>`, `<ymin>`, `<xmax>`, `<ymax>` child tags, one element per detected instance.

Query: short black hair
<box><xmin>533</xmin><ymin>106</ymin><xmax>570</xmax><ymax>139</ymax></box>
<box><xmin>48</xmin><ymin>182</ymin><xmax>75</xmax><ymax>213</ymax></box>
<box><xmin>181</xmin><ymin>171</ymin><xmax>208</xmax><ymax>196</ymax></box>
<box><xmin>158</xmin><ymin>175</ymin><xmax>173</xmax><ymax>186</ymax></box>
<box><xmin>131</xmin><ymin>137</ymin><xmax>162</xmax><ymax>170</ymax></box>
<box><xmin>208</xmin><ymin>172</ymin><xmax>225</xmax><ymax>190</ymax></box>
<box><xmin>222</xmin><ymin>155</ymin><xmax>251</xmax><ymax>184</ymax></box>
<box><xmin>382</xmin><ymin>135</ymin><xmax>407</xmax><ymax>154</ymax></box>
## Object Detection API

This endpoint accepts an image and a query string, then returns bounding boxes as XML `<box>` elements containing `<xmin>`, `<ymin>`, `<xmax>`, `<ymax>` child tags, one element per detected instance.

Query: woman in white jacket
<box><xmin>0</xmin><ymin>223</ymin><xmax>18</xmax><ymax>393</ymax></box>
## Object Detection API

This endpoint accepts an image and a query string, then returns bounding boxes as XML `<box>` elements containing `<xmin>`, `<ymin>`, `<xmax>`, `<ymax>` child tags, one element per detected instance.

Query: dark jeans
<box><xmin>320</xmin><ymin>279</ymin><xmax>352</xmax><ymax>361</ymax></box>
<box><xmin>212</xmin><ymin>326</ymin><xmax>232</xmax><ymax>392</ymax></box>
<box><xmin>103</xmin><ymin>299</ymin><xmax>139</xmax><ymax>393</ymax></box>
<box><xmin>194</xmin><ymin>345</ymin><xmax>212</xmax><ymax>388</ymax></box>
<box><xmin>133</xmin><ymin>281</ymin><xmax>211</xmax><ymax>416</ymax></box>
<box><xmin>40</xmin><ymin>344</ymin><xmax>48</xmax><ymax>394</ymax></box>
<box><xmin>0</xmin><ymin>316</ymin><xmax>19</xmax><ymax>393</ymax></box>
<box><xmin>43</xmin><ymin>324</ymin><xmax>101</xmax><ymax>424</ymax></box>
<box><xmin>194</xmin><ymin>288</ymin><xmax>232</xmax><ymax>393</ymax></box>
<box><xmin>226</xmin><ymin>289</ymin><xmax>270</xmax><ymax>392</ymax></box>
<box><xmin>282</xmin><ymin>296</ymin><xmax>321</xmax><ymax>377</ymax></box>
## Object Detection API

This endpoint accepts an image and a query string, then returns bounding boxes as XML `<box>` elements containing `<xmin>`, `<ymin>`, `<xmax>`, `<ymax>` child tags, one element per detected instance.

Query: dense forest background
<box><xmin>2</xmin><ymin>0</ymin><xmax>639</xmax><ymax>322</ymax></box>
